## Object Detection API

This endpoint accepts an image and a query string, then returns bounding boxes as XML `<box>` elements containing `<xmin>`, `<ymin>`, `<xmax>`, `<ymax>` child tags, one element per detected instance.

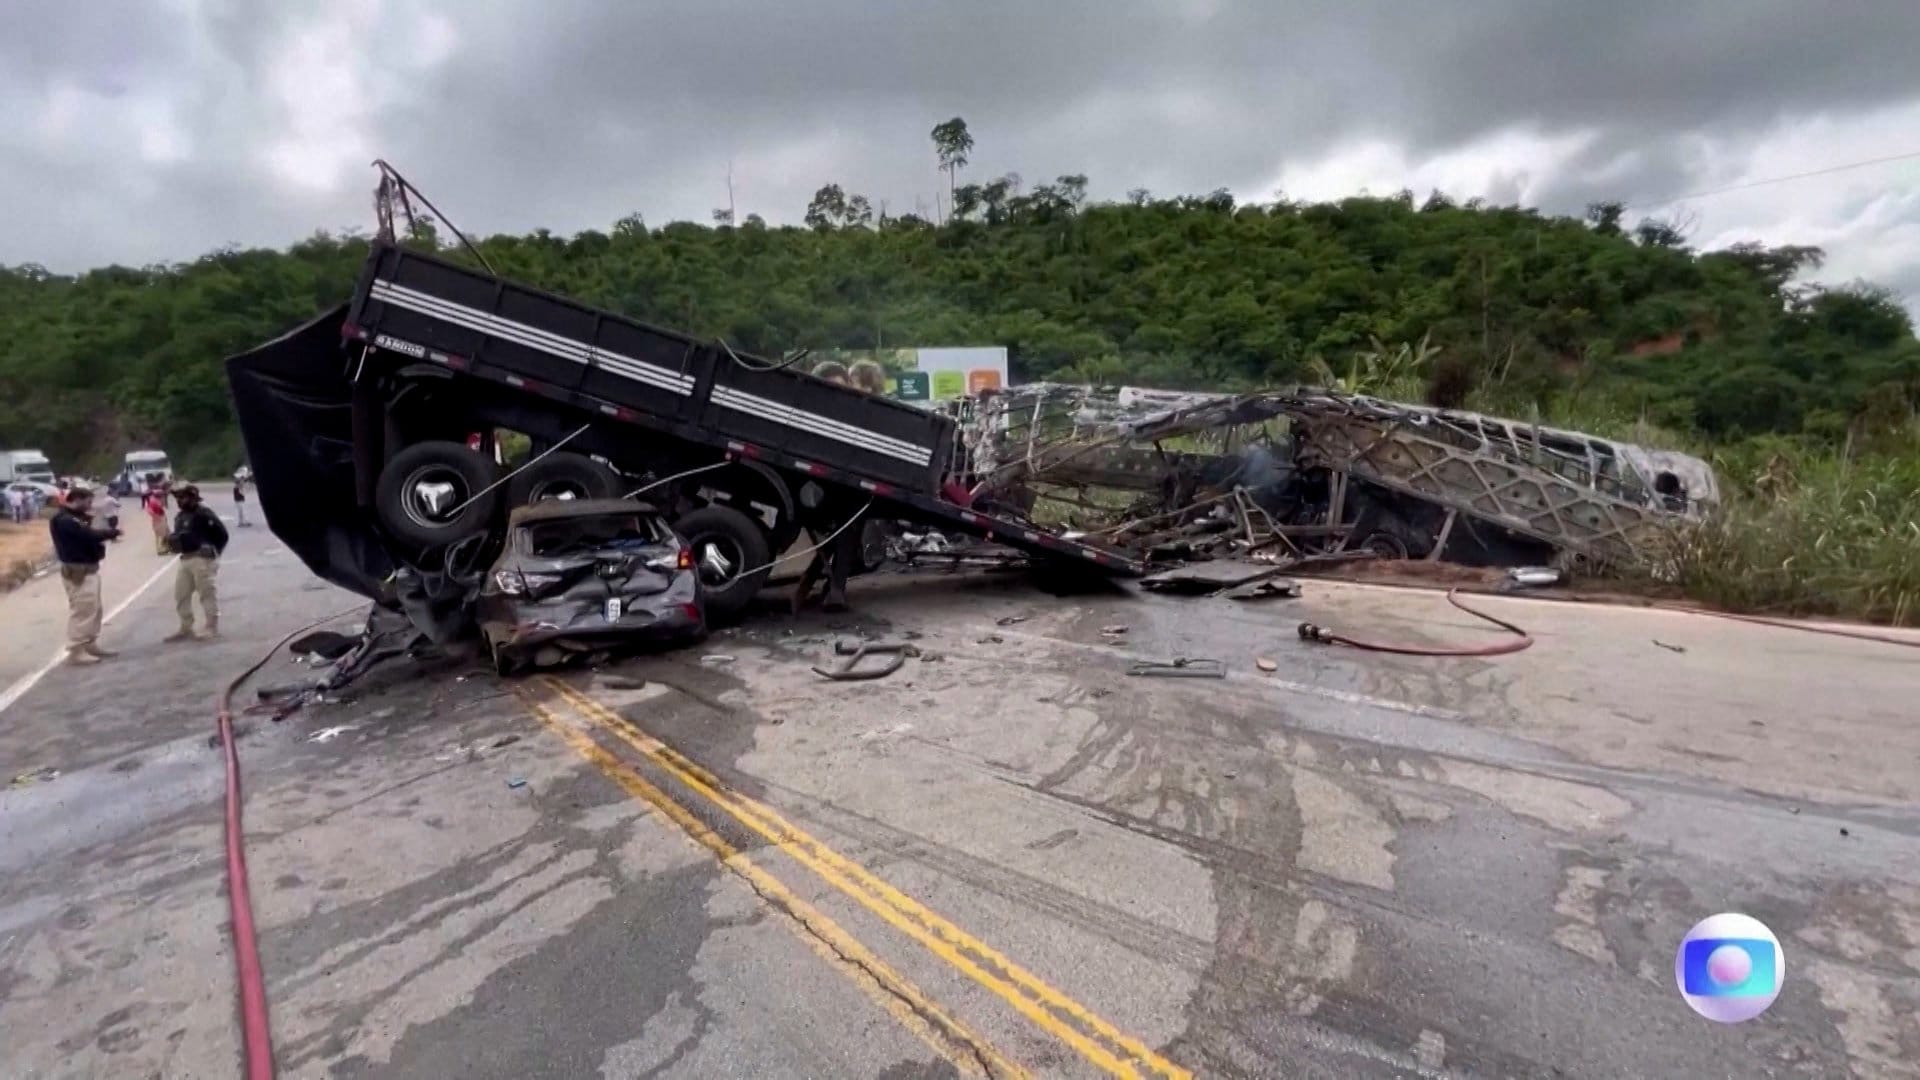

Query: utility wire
<box><xmin>1628</xmin><ymin>149</ymin><xmax>1920</xmax><ymax>211</ymax></box>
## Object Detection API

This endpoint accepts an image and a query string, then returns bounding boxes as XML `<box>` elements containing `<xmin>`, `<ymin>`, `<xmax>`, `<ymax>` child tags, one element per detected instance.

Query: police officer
<box><xmin>50</xmin><ymin>487</ymin><xmax>122</xmax><ymax>664</ymax></box>
<box><xmin>165</xmin><ymin>484</ymin><xmax>229</xmax><ymax>642</ymax></box>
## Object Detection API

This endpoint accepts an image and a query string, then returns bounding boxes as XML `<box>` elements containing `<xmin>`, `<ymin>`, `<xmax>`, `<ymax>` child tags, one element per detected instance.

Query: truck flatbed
<box><xmin>230</xmin><ymin>242</ymin><xmax>1140</xmax><ymax>620</ymax></box>
<box><xmin>342</xmin><ymin>242</ymin><xmax>1141</xmax><ymax>575</ymax></box>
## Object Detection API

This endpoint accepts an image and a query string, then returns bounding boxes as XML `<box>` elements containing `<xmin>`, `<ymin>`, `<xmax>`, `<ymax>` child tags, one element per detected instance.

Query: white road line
<box><xmin>0</xmin><ymin>557</ymin><xmax>177</xmax><ymax>717</ymax></box>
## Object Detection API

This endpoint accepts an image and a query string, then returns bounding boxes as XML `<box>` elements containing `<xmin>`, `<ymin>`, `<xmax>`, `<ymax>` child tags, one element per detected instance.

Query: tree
<box><xmin>805</xmin><ymin>184</ymin><xmax>847</xmax><ymax>231</ymax></box>
<box><xmin>6</xmin><ymin>173</ymin><xmax>1916</xmax><ymax>481</ymax></box>
<box><xmin>930</xmin><ymin>117</ymin><xmax>974</xmax><ymax>217</ymax></box>
<box><xmin>1585</xmin><ymin>201</ymin><xmax>1624</xmax><ymax>236</ymax></box>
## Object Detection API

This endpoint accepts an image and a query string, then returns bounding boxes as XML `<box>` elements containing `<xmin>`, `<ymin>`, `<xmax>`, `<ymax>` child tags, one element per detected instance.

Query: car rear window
<box><xmin>521</xmin><ymin>513</ymin><xmax>671</xmax><ymax>556</ymax></box>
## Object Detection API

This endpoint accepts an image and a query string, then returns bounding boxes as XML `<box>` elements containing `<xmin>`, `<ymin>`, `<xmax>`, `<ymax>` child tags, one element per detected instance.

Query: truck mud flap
<box><xmin>224</xmin><ymin>304</ymin><xmax>396</xmax><ymax>601</ymax></box>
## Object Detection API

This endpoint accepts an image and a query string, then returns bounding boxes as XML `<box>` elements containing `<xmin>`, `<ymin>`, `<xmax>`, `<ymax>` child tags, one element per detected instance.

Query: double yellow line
<box><xmin>523</xmin><ymin>675</ymin><xmax>1190</xmax><ymax>1080</ymax></box>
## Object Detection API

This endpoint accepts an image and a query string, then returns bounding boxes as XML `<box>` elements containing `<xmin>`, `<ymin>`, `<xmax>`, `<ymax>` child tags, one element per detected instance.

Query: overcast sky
<box><xmin>7</xmin><ymin>0</ymin><xmax>1920</xmax><ymax>304</ymax></box>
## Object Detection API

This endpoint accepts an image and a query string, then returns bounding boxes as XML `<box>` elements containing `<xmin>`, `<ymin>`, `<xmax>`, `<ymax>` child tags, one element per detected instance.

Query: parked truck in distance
<box><xmin>1</xmin><ymin>449</ymin><xmax>56</xmax><ymax>484</ymax></box>
<box><xmin>108</xmin><ymin>450</ymin><xmax>173</xmax><ymax>496</ymax></box>
<box><xmin>124</xmin><ymin>450</ymin><xmax>172</xmax><ymax>484</ymax></box>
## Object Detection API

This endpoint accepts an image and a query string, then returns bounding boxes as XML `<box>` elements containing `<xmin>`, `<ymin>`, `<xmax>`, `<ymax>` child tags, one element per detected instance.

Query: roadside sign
<box><xmin>892</xmin><ymin>371</ymin><xmax>931</xmax><ymax>401</ymax></box>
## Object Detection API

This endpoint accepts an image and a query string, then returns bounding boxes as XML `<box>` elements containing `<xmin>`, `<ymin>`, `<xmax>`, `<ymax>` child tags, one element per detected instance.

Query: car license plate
<box><xmin>604</xmin><ymin>597</ymin><xmax>623</xmax><ymax>622</ymax></box>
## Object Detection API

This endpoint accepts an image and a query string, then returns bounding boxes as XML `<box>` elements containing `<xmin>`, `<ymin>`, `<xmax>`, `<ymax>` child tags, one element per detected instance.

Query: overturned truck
<box><xmin>225</xmin><ymin>242</ymin><xmax>1146</xmax><ymax>644</ymax></box>
<box><xmin>959</xmin><ymin>384</ymin><xmax>1718</xmax><ymax>570</ymax></box>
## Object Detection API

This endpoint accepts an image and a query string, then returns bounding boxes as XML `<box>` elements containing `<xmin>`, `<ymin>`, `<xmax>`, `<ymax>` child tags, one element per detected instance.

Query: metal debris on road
<box><xmin>814</xmin><ymin>639</ymin><xmax>921</xmax><ymax>681</ymax></box>
<box><xmin>1101</xmin><ymin>625</ymin><xmax>1129</xmax><ymax>635</ymax></box>
<box><xmin>701</xmin><ymin>654</ymin><xmax>736</xmax><ymax>665</ymax></box>
<box><xmin>9</xmin><ymin>766</ymin><xmax>60</xmax><ymax>788</ymax></box>
<box><xmin>308</xmin><ymin>725</ymin><xmax>355</xmax><ymax>743</ymax></box>
<box><xmin>1221</xmin><ymin>577</ymin><xmax>1302</xmax><ymax>602</ymax></box>
<box><xmin>995</xmin><ymin>614</ymin><xmax>1031</xmax><ymax>626</ymax></box>
<box><xmin>1505</xmin><ymin>566</ymin><xmax>1566</xmax><ymax>589</ymax></box>
<box><xmin>1127</xmin><ymin>657</ymin><xmax>1226</xmax><ymax>679</ymax></box>
<box><xmin>977</xmin><ymin>634</ymin><xmax>1004</xmax><ymax>645</ymax></box>
<box><xmin>507</xmin><ymin>777</ymin><xmax>528</xmax><ymax>789</ymax></box>
<box><xmin>1652</xmin><ymin>640</ymin><xmax>1688</xmax><ymax>653</ymax></box>
<box><xmin>1255</xmin><ymin>657</ymin><xmax>1279</xmax><ymax>672</ymax></box>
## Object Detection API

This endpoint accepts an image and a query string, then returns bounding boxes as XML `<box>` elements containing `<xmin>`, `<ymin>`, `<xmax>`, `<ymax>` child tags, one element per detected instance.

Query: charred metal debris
<box><xmin>948</xmin><ymin>384</ymin><xmax>1719</xmax><ymax>575</ymax></box>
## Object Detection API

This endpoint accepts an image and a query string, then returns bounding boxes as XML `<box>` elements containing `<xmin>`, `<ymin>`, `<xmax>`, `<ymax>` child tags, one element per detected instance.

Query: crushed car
<box><xmin>478</xmin><ymin>499</ymin><xmax>704</xmax><ymax>674</ymax></box>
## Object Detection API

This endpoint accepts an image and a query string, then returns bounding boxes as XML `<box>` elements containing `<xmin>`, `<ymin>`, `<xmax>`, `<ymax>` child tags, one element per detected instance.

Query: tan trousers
<box><xmin>175</xmin><ymin>555</ymin><xmax>218</xmax><ymax>630</ymax></box>
<box><xmin>62</xmin><ymin>567</ymin><xmax>103</xmax><ymax>649</ymax></box>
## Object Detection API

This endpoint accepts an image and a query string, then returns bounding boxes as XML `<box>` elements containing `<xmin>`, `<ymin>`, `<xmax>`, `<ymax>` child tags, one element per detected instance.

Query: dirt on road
<box><xmin>0</xmin><ymin>519</ymin><xmax>51</xmax><ymax>590</ymax></box>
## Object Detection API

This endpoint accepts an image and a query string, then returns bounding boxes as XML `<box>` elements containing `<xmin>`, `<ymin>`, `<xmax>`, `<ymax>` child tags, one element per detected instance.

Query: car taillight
<box><xmin>493</xmin><ymin>570</ymin><xmax>565</xmax><ymax>595</ymax></box>
<box><xmin>676</xmin><ymin>547</ymin><xmax>694</xmax><ymax>571</ymax></box>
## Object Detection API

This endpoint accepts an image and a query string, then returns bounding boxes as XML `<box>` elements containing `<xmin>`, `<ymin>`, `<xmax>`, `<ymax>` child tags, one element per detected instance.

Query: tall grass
<box><xmin>1451</xmin><ymin>382</ymin><xmax>1919</xmax><ymax>626</ymax></box>
<box><xmin>1661</xmin><ymin>437</ymin><xmax>1920</xmax><ymax>626</ymax></box>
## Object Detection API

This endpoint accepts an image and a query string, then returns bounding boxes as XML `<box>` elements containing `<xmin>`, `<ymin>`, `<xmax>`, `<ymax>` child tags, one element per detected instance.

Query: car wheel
<box><xmin>375</xmin><ymin>441</ymin><xmax>500</xmax><ymax>550</ymax></box>
<box><xmin>674</xmin><ymin>505</ymin><xmax>772</xmax><ymax>626</ymax></box>
<box><xmin>505</xmin><ymin>452</ymin><xmax>621</xmax><ymax>506</ymax></box>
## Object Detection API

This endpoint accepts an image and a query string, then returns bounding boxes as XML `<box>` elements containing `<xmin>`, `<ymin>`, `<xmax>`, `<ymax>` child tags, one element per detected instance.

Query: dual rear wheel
<box><xmin>372</xmin><ymin>441</ymin><xmax>770</xmax><ymax>622</ymax></box>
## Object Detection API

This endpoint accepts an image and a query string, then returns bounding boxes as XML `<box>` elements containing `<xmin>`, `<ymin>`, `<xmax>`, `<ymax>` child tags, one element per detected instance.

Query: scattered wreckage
<box><xmin>222</xmin><ymin>167</ymin><xmax>1717</xmax><ymax>680</ymax></box>
<box><xmin>953</xmin><ymin>383</ymin><xmax>1718</xmax><ymax>573</ymax></box>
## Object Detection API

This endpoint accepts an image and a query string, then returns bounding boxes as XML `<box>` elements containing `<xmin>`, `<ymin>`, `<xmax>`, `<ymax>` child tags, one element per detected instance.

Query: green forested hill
<box><xmin>4</xmin><ymin>183</ymin><xmax>1918</xmax><ymax>477</ymax></box>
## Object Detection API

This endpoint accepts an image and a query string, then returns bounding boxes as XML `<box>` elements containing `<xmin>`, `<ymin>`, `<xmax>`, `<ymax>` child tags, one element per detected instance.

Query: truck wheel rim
<box><xmin>525</xmin><ymin>478</ymin><xmax>586</xmax><ymax>502</ymax></box>
<box><xmin>1363</xmin><ymin>533</ymin><xmax>1409</xmax><ymax>559</ymax></box>
<box><xmin>403</xmin><ymin>466</ymin><xmax>470</xmax><ymax>527</ymax></box>
<box><xmin>695</xmin><ymin>538</ymin><xmax>740</xmax><ymax>586</ymax></box>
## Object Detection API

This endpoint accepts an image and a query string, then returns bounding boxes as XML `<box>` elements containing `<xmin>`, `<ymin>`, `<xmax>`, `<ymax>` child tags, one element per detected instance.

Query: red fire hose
<box><xmin>217</xmin><ymin>606</ymin><xmax>365</xmax><ymax>1080</ymax></box>
<box><xmin>1298</xmin><ymin>588</ymin><xmax>1534</xmax><ymax>656</ymax></box>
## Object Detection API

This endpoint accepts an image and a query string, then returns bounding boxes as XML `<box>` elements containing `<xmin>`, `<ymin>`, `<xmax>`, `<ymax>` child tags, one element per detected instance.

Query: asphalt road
<box><xmin>2</xmin><ymin>498</ymin><xmax>1917</xmax><ymax>1077</ymax></box>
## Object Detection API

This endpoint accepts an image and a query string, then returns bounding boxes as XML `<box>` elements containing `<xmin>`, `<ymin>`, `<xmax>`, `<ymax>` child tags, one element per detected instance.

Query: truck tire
<box><xmin>675</xmin><ymin>505</ymin><xmax>771</xmax><ymax>625</ymax></box>
<box><xmin>857</xmin><ymin>519</ymin><xmax>893</xmax><ymax>573</ymax></box>
<box><xmin>506</xmin><ymin>452</ymin><xmax>620</xmax><ymax>506</ymax></box>
<box><xmin>1348</xmin><ymin>492</ymin><xmax>1434</xmax><ymax>560</ymax></box>
<box><xmin>375</xmin><ymin>441</ymin><xmax>500</xmax><ymax>550</ymax></box>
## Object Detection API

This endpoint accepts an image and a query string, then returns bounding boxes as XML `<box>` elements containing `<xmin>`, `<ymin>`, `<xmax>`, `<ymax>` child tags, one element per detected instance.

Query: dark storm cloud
<box><xmin>5</xmin><ymin>0</ymin><xmax>1920</xmax><ymax>274</ymax></box>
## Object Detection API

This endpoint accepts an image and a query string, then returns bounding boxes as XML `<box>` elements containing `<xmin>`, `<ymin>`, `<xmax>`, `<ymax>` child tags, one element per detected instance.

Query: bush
<box><xmin>1661</xmin><ymin>442</ymin><xmax>1920</xmax><ymax>626</ymax></box>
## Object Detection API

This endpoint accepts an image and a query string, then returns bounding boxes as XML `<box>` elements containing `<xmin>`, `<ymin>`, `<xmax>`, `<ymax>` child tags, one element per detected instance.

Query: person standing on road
<box><xmin>165</xmin><ymin>484</ymin><xmax>228</xmax><ymax>642</ymax></box>
<box><xmin>789</xmin><ymin>493</ymin><xmax>865</xmax><ymax>614</ymax></box>
<box><xmin>50</xmin><ymin>487</ymin><xmax>122</xmax><ymax>665</ymax></box>
<box><xmin>7</xmin><ymin>486</ymin><xmax>24</xmax><ymax>524</ymax></box>
<box><xmin>97</xmin><ymin>490</ymin><xmax>122</xmax><ymax>539</ymax></box>
<box><xmin>141</xmin><ymin>474</ymin><xmax>170</xmax><ymax>554</ymax></box>
<box><xmin>232</xmin><ymin>465</ymin><xmax>253</xmax><ymax>527</ymax></box>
